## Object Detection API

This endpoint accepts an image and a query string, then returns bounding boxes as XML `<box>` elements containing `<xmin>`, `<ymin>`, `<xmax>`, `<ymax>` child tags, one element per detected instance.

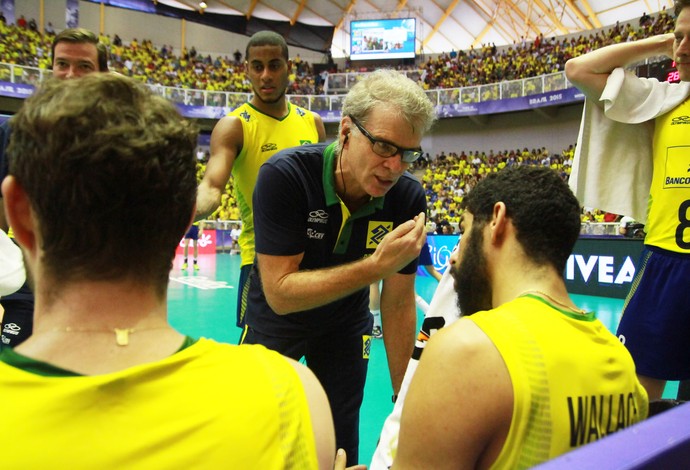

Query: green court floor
<box><xmin>167</xmin><ymin>252</ymin><xmax>678</xmax><ymax>466</ymax></box>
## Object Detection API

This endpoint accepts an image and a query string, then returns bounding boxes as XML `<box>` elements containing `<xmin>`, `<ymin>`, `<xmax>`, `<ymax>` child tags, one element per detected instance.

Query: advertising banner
<box><xmin>420</xmin><ymin>234</ymin><xmax>643</xmax><ymax>299</ymax></box>
<box><xmin>565</xmin><ymin>237</ymin><xmax>644</xmax><ymax>299</ymax></box>
<box><xmin>418</xmin><ymin>234</ymin><xmax>458</xmax><ymax>276</ymax></box>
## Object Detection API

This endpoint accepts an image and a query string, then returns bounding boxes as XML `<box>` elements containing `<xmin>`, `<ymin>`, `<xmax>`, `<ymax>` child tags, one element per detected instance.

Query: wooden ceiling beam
<box><xmin>422</xmin><ymin>0</ymin><xmax>460</xmax><ymax>48</ymax></box>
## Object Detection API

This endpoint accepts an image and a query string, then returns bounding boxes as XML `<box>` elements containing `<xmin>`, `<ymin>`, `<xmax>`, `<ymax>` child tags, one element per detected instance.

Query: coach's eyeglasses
<box><xmin>348</xmin><ymin>114</ymin><xmax>423</xmax><ymax>164</ymax></box>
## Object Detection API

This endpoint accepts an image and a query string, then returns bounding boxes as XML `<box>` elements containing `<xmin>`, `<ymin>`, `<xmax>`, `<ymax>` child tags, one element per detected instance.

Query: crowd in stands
<box><xmin>171</xmin><ymin>143</ymin><xmax>626</xmax><ymax>230</ymax></box>
<box><xmin>0</xmin><ymin>15</ymin><xmax>54</xmax><ymax>71</ymax></box>
<box><xmin>412</xmin><ymin>11</ymin><xmax>673</xmax><ymax>91</ymax></box>
<box><xmin>0</xmin><ymin>8</ymin><xmax>676</xmax><ymax>96</ymax></box>
<box><xmin>0</xmin><ymin>15</ymin><xmax>322</xmax><ymax>95</ymax></box>
<box><xmin>0</xmin><ymin>12</ymin><xmax>651</xmax><ymax>225</ymax></box>
<box><xmin>417</xmin><ymin>143</ymin><xmax>628</xmax><ymax>236</ymax></box>
<box><xmin>416</xmin><ymin>144</ymin><xmax>577</xmax><ymax>234</ymax></box>
<box><xmin>189</xmin><ymin>143</ymin><xmax>591</xmax><ymax>226</ymax></box>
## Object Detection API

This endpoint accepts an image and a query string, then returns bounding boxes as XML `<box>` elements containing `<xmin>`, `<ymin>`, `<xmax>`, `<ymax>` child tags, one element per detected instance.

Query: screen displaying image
<box><xmin>350</xmin><ymin>18</ymin><xmax>416</xmax><ymax>61</ymax></box>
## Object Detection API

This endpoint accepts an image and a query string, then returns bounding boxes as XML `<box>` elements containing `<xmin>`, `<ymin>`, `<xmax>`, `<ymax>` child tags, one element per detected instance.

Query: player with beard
<box><xmin>196</xmin><ymin>31</ymin><xmax>326</xmax><ymax>329</ymax></box>
<box><xmin>392</xmin><ymin>166</ymin><xmax>648</xmax><ymax>470</ymax></box>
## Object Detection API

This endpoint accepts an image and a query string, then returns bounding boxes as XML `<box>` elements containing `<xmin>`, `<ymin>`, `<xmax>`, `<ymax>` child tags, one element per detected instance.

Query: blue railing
<box><xmin>1</xmin><ymin>62</ymin><xmax>581</xmax><ymax>121</ymax></box>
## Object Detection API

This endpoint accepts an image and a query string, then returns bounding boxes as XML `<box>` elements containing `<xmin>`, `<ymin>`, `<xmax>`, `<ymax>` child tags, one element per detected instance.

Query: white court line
<box><xmin>169</xmin><ymin>275</ymin><xmax>234</xmax><ymax>290</ymax></box>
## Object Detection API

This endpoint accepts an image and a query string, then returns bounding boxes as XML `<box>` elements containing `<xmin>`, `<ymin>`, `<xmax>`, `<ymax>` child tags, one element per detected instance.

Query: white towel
<box><xmin>569</xmin><ymin>67</ymin><xmax>690</xmax><ymax>223</ymax></box>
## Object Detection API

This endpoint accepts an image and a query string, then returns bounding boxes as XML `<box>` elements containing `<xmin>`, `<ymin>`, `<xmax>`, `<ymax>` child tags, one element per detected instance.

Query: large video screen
<box><xmin>350</xmin><ymin>18</ymin><xmax>416</xmax><ymax>61</ymax></box>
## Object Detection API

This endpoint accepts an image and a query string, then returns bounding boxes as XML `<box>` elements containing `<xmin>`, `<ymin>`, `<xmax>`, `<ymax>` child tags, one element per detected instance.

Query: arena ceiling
<box><xmin>157</xmin><ymin>0</ymin><xmax>676</xmax><ymax>56</ymax></box>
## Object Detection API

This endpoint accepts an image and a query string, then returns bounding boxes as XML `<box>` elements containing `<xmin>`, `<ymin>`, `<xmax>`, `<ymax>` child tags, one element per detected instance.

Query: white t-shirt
<box><xmin>0</xmin><ymin>230</ymin><xmax>25</xmax><ymax>296</ymax></box>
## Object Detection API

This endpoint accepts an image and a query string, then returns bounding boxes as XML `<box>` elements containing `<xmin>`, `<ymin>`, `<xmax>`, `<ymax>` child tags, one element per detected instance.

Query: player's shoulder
<box><xmin>210</xmin><ymin>113</ymin><xmax>244</xmax><ymax>143</ymax></box>
<box><xmin>431</xmin><ymin>317</ymin><xmax>496</xmax><ymax>363</ymax></box>
<box><xmin>392</xmin><ymin>171</ymin><xmax>425</xmax><ymax>197</ymax></box>
<box><xmin>289</xmin><ymin>103</ymin><xmax>310</xmax><ymax>117</ymax></box>
<box><xmin>228</xmin><ymin>102</ymin><xmax>255</xmax><ymax>122</ymax></box>
<box><xmin>267</xmin><ymin>143</ymin><xmax>327</xmax><ymax>168</ymax></box>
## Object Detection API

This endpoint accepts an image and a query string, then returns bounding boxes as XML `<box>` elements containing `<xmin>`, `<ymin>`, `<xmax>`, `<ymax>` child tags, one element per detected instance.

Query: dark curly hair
<box><xmin>461</xmin><ymin>166</ymin><xmax>581</xmax><ymax>273</ymax></box>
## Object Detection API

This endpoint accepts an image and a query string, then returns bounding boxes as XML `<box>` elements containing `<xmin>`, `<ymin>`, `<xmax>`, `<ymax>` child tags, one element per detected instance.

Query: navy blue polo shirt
<box><xmin>247</xmin><ymin>142</ymin><xmax>426</xmax><ymax>337</ymax></box>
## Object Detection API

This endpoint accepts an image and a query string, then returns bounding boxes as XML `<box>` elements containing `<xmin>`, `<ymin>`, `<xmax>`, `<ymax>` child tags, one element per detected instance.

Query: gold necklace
<box><xmin>521</xmin><ymin>290</ymin><xmax>587</xmax><ymax>315</ymax></box>
<box><xmin>41</xmin><ymin>326</ymin><xmax>170</xmax><ymax>346</ymax></box>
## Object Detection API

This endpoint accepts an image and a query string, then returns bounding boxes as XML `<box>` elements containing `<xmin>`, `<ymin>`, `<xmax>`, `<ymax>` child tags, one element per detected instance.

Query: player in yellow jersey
<box><xmin>195</xmin><ymin>31</ymin><xmax>326</xmax><ymax>328</ymax></box>
<box><xmin>566</xmin><ymin>0</ymin><xmax>690</xmax><ymax>400</ymax></box>
<box><xmin>0</xmin><ymin>74</ymin><xmax>337</xmax><ymax>469</ymax></box>
<box><xmin>393</xmin><ymin>167</ymin><xmax>647</xmax><ymax>470</ymax></box>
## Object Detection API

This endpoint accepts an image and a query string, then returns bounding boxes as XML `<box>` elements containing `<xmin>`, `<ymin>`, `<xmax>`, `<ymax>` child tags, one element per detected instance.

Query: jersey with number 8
<box><xmin>647</xmin><ymin>99</ymin><xmax>690</xmax><ymax>252</ymax></box>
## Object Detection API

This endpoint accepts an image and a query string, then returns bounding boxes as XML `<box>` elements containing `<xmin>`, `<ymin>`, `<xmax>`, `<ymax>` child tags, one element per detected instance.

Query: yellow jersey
<box><xmin>469</xmin><ymin>295</ymin><xmax>648</xmax><ymax>469</ymax></box>
<box><xmin>0</xmin><ymin>338</ymin><xmax>318</xmax><ymax>469</ymax></box>
<box><xmin>230</xmin><ymin>102</ymin><xmax>319</xmax><ymax>266</ymax></box>
<box><xmin>648</xmin><ymin>98</ymin><xmax>690</xmax><ymax>252</ymax></box>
